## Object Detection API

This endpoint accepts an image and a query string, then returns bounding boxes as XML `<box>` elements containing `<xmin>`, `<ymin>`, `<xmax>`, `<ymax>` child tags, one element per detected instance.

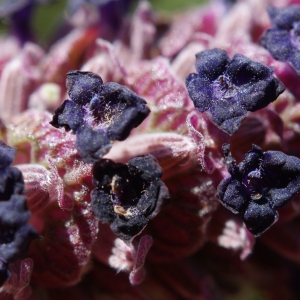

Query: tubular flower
<box><xmin>50</xmin><ymin>71</ymin><xmax>150</xmax><ymax>163</ymax></box>
<box><xmin>218</xmin><ymin>144</ymin><xmax>300</xmax><ymax>236</ymax></box>
<box><xmin>186</xmin><ymin>48</ymin><xmax>285</xmax><ymax>135</ymax></box>
<box><xmin>91</xmin><ymin>155</ymin><xmax>170</xmax><ymax>244</ymax></box>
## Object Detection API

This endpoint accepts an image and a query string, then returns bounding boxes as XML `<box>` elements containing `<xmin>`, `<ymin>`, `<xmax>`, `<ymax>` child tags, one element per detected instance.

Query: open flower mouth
<box><xmin>212</xmin><ymin>75</ymin><xmax>238</xmax><ymax>101</ymax></box>
<box><xmin>83</xmin><ymin>99</ymin><xmax>126</xmax><ymax>131</ymax></box>
<box><xmin>91</xmin><ymin>155</ymin><xmax>169</xmax><ymax>244</ymax></box>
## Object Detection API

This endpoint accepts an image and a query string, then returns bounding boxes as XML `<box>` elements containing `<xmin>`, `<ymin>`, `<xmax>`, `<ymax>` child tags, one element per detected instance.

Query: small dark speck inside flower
<box><xmin>212</xmin><ymin>75</ymin><xmax>238</xmax><ymax>100</ymax></box>
<box><xmin>242</xmin><ymin>169</ymin><xmax>267</xmax><ymax>202</ymax></box>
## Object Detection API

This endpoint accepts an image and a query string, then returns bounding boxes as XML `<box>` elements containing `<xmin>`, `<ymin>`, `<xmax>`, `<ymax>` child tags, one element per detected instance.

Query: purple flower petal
<box><xmin>260</xmin><ymin>29</ymin><xmax>293</xmax><ymax>61</ymax></box>
<box><xmin>243</xmin><ymin>201</ymin><xmax>278</xmax><ymax>237</ymax></box>
<box><xmin>268</xmin><ymin>5</ymin><xmax>300</xmax><ymax>29</ymax></box>
<box><xmin>195</xmin><ymin>48</ymin><xmax>230</xmax><ymax>81</ymax></box>
<box><xmin>66</xmin><ymin>70</ymin><xmax>103</xmax><ymax>105</ymax></box>
<box><xmin>75</xmin><ymin>126</ymin><xmax>112</xmax><ymax>163</ymax></box>
<box><xmin>217</xmin><ymin>178</ymin><xmax>248</xmax><ymax>214</ymax></box>
<box><xmin>209</xmin><ymin>99</ymin><xmax>247</xmax><ymax>135</ymax></box>
<box><xmin>0</xmin><ymin>141</ymin><xmax>16</xmax><ymax>169</ymax></box>
<box><xmin>185</xmin><ymin>73</ymin><xmax>212</xmax><ymax>112</ymax></box>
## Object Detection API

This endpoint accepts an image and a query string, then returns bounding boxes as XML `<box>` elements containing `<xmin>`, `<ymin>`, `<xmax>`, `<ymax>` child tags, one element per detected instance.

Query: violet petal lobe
<box><xmin>209</xmin><ymin>99</ymin><xmax>247</xmax><ymax>135</ymax></box>
<box><xmin>50</xmin><ymin>71</ymin><xmax>150</xmax><ymax>163</ymax></box>
<box><xmin>186</xmin><ymin>49</ymin><xmax>284</xmax><ymax>136</ymax></box>
<box><xmin>195</xmin><ymin>48</ymin><xmax>230</xmax><ymax>81</ymax></box>
<box><xmin>101</xmin><ymin>82</ymin><xmax>151</xmax><ymax>141</ymax></box>
<box><xmin>260</xmin><ymin>5</ymin><xmax>300</xmax><ymax>74</ymax></box>
<box><xmin>260</xmin><ymin>29</ymin><xmax>293</xmax><ymax>61</ymax></box>
<box><xmin>91</xmin><ymin>154</ymin><xmax>169</xmax><ymax>244</ymax></box>
<box><xmin>242</xmin><ymin>201</ymin><xmax>279</xmax><ymax>237</ymax></box>
<box><xmin>0</xmin><ymin>167</ymin><xmax>24</xmax><ymax>200</ymax></box>
<box><xmin>0</xmin><ymin>141</ymin><xmax>16</xmax><ymax>169</ymax></box>
<box><xmin>288</xmin><ymin>51</ymin><xmax>300</xmax><ymax>73</ymax></box>
<box><xmin>217</xmin><ymin>178</ymin><xmax>247</xmax><ymax>214</ymax></box>
<box><xmin>50</xmin><ymin>100</ymin><xmax>84</xmax><ymax>132</ymax></box>
<box><xmin>227</xmin><ymin>54</ymin><xmax>285</xmax><ymax>111</ymax></box>
<box><xmin>185</xmin><ymin>73</ymin><xmax>212</xmax><ymax>112</ymax></box>
<box><xmin>268</xmin><ymin>5</ymin><xmax>300</xmax><ymax>29</ymax></box>
<box><xmin>66</xmin><ymin>70</ymin><xmax>103</xmax><ymax>105</ymax></box>
<box><xmin>260</xmin><ymin>151</ymin><xmax>300</xmax><ymax>208</ymax></box>
<box><xmin>217</xmin><ymin>144</ymin><xmax>300</xmax><ymax>236</ymax></box>
<box><xmin>0</xmin><ymin>195</ymin><xmax>36</xmax><ymax>264</ymax></box>
<box><xmin>236</xmin><ymin>144</ymin><xmax>263</xmax><ymax>176</ymax></box>
<box><xmin>75</xmin><ymin>126</ymin><xmax>112</xmax><ymax>163</ymax></box>
<box><xmin>90</xmin><ymin>189</ymin><xmax>115</xmax><ymax>223</ymax></box>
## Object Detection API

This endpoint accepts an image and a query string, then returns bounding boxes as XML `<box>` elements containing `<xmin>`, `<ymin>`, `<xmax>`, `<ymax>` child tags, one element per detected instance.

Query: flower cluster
<box><xmin>0</xmin><ymin>0</ymin><xmax>300</xmax><ymax>299</ymax></box>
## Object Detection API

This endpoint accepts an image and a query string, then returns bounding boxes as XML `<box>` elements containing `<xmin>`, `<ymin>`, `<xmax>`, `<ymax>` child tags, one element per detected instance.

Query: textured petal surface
<box><xmin>217</xmin><ymin>178</ymin><xmax>247</xmax><ymax>214</ymax></box>
<box><xmin>243</xmin><ymin>201</ymin><xmax>278</xmax><ymax>236</ymax></box>
<box><xmin>209</xmin><ymin>100</ymin><xmax>247</xmax><ymax>136</ymax></box>
<box><xmin>195</xmin><ymin>48</ymin><xmax>229</xmax><ymax>80</ymax></box>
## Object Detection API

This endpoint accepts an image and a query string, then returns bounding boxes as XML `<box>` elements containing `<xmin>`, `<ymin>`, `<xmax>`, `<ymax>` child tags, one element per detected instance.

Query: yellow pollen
<box><xmin>114</xmin><ymin>205</ymin><xmax>127</xmax><ymax>215</ymax></box>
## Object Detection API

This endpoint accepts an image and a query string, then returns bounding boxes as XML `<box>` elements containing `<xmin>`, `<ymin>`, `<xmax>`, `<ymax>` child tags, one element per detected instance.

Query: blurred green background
<box><xmin>0</xmin><ymin>0</ymin><xmax>207</xmax><ymax>45</ymax></box>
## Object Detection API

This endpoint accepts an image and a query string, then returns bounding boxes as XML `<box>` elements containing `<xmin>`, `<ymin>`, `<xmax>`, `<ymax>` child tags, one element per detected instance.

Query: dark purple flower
<box><xmin>0</xmin><ymin>141</ymin><xmax>37</xmax><ymax>286</ymax></box>
<box><xmin>186</xmin><ymin>48</ymin><xmax>285</xmax><ymax>135</ymax></box>
<box><xmin>217</xmin><ymin>144</ymin><xmax>300</xmax><ymax>236</ymax></box>
<box><xmin>260</xmin><ymin>5</ymin><xmax>300</xmax><ymax>75</ymax></box>
<box><xmin>50</xmin><ymin>71</ymin><xmax>150</xmax><ymax>163</ymax></box>
<box><xmin>91</xmin><ymin>155</ymin><xmax>170</xmax><ymax>244</ymax></box>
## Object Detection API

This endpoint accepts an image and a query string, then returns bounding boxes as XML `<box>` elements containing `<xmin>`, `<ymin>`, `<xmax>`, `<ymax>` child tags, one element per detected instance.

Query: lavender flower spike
<box><xmin>50</xmin><ymin>71</ymin><xmax>150</xmax><ymax>163</ymax></box>
<box><xmin>186</xmin><ymin>48</ymin><xmax>285</xmax><ymax>135</ymax></box>
<box><xmin>91</xmin><ymin>155</ymin><xmax>170</xmax><ymax>244</ymax></box>
<box><xmin>217</xmin><ymin>144</ymin><xmax>300</xmax><ymax>236</ymax></box>
<box><xmin>260</xmin><ymin>5</ymin><xmax>300</xmax><ymax>75</ymax></box>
